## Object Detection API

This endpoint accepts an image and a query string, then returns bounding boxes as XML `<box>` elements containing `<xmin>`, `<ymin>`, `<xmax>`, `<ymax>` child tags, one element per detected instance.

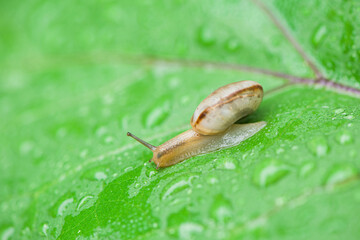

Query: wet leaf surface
<box><xmin>1</xmin><ymin>0</ymin><xmax>359</xmax><ymax>239</ymax></box>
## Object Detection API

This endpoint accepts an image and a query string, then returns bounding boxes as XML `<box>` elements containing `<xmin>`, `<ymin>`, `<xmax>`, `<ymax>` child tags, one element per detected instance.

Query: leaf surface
<box><xmin>0</xmin><ymin>0</ymin><xmax>359</xmax><ymax>239</ymax></box>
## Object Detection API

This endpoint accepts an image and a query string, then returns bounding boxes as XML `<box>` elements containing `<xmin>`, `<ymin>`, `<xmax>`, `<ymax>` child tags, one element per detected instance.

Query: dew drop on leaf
<box><xmin>344</xmin><ymin>114</ymin><xmax>354</xmax><ymax>120</ymax></box>
<box><xmin>102</xmin><ymin>94</ymin><xmax>114</xmax><ymax>105</ymax></box>
<box><xmin>80</xmin><ymin>165</ymin><xmax>109</xmax><ymax>181</ymax></box>
<box><xmin>323</xmin><ymin>164</ymin><xmax>358</xmax><ymax>186</ymax></box>
<box><xmin>94</xmin><ymin>171</ymin><xmax>107</xmax><ymax>181</ymax></box>
<box><xmin>225</xmin><ymin>37</ymin><xmax>240</xmax><ymax>52</ymax></box>
<box><xmin>19</xmin><ymin>141</ymin><xmax>34</xmax><ymax>155</ymax></box>
<box><xmin>178</xmin><ymin>222</ymin><xmax>204</xmax><ymax>239</ymax></box>
<box><xmin>298</xmin><ymin>161</ymin><xmax>316</xmax><ymax>178</ymax></box>
<box><xmin>161</xmin><ymin>179</ymin><xmax>190</xmax><ymax>200</ymax></box>
<box><xmin>41</xmin><ymin>222</ymin><xmax>49</xmax><ymax>237</ymax></box>
<box><xmin>210</xmin><ymin>194</ymin><xmax>233</xmax><ymax>223</ymax></box>
<box><xmin>47</xmin><ymin>192</ymin><xmax>76</xmax><ymax>218</ymax></box>
<box><xmin>276</xmin><ymin>148</ymin><xmax>285</xmax><ymax>154</ymax></box>
<box><xmin>252</xmin><ymin>159</ymin><xmax>290</xmax><ymax>187</ymax></box>
<box><xmin>307</xmin><ymin>135</ymin><xmax>329</xmax><ymax>157</ymax></box>
<box><xmin>160</xmin><ymin>174</ymin><xmax>199</xmax><ymax>200</ymax></box>
<box><xmin>122</xmin><ymin>115</ymin><xmax>130</xmax><ymax>130</ymax></box>
<box><xmin>79</xmin><ymin>149</ymin><xmax>88</xmax><ymax>158</ymax></box>
<box><xmin>1</xmin><ymin>227</ymin><xmax>14</xmax><ymax>240</ymax></box>
<box><xmin>197</xmin><ymin>26</ymin><xmax>215</xmax><ymax>46</ymax></box>
<box><xmin>180</xmin><ymin>95</ymin><xmax>190</xmax><ymax>105</ymax></box>
<box><xmin>57</xmin><ymin>198</ymin><xmax>74</xmax><ymax>216</ymax></box>
<box><xmin>143</xmin><ymin>164</ymin><xmax>157</xmax><ymax>178</ymax></box>
<box><xmin>311</xmin><ymin>24</ymin><xmax>328</xmax><ymax>47</ymax></box>
<box><xmin>124</xmin><ymin>166</ymin><xmax>134</xmax><ymax>172</ymax></box>
<box><xmin>95</xmin><ymin>126</ymin><xmax>108</xmax><ymax>137</ymax></box>
<box><xmin>76</xmin><ymin>195</ymin><xmax>94</xmax><ymax>211</ymax></box>
<box><xmin>168</xmin><ymin>77</ymin><xmax>180</xmax><ymax>89</ymax></box>
<box><xmin>335</xmin><ymin>130</ymin><xmax>353</xmax><ymax>145</ymax></box>
<box><xmin>103</xmin><ymin>135</ymin><xmax>114</xmax><ymax>144</ymax></box>
<box><xmin>334</xmin><ymin>108</ymin><xmax>344</xmax><ymax>114</ymax></box>
<box><xmin>206</xmin><ymin>174</ymin><xmax>219</xmax><ymax>185</ymax></box>
<box><xmin>56</xmin><ymin>127</ymin><xmax>67</xmax><ymax>138</ymax></box>
<box><xmin>142</xmin><ymin>100</ymin><xmax>171</xmax><ymax>128</ymax></box>
<box><xmin>215</xmin><ymin>157</ymin><xmax>239</xmax><ymax>170</ymax></box>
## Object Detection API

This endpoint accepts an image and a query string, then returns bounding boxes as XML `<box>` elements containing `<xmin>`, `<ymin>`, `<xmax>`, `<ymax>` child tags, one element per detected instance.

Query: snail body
<box><xmin>127</xmin><ymin>80</ymin><xmax>266</xmax><ymax>168</ymax></box>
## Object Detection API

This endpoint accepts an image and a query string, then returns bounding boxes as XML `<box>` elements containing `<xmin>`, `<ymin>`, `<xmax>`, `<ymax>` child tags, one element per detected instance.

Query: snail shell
<box><xmin>191</xmin><ymin>81</ymin><xmax>263</xmax><ymax>135</ymax></box>
<box><xmin>127</xmin><ymin>80</ymin><xmax>266</xmax><ymax>168</ymax></box>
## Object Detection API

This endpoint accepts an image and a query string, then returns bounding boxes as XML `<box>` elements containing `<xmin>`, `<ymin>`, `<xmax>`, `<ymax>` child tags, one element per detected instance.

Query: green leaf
<box><xmin>1</xmin><ymin>0</ymin><xmax>359</xmax><ymax>239</ymax></box>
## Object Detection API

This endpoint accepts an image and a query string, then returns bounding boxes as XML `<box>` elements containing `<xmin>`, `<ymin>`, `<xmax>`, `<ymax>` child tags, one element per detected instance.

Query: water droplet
<box><xmin>103</xmin><ymin>136</ymin><xmax>114</xmax><ymax>144</ymax></box>
<box><xmin>275</xmin><ymin>197</ymin><xmax>286</xmax><ymax>206</ymax></box>
<box><xmin>181</xmin><ymin>95</ymin><xmax>190</xmax><ymax>105</ymax></box>
<box><xmin>57</xmin><ymin>198</ymin><xmax>74</xmax><ymax>216</ymax></box>
<box><xmin>79</xmin><ymin>149</ymin><xmax>88</xmax><ymax>158</ymax></box>
<box><xmin>48</xmin><ymin>192</ymin><xmax>76</xmax><ymax>217</ymax></box>
<box><xmin>168</xmin><ymin>77</ymin><xmax>180</xmax><ymax>89</ymax></box>
<box><xmin>81</xmin><ymin>165</ymin><xmax>109</xmax><ymax>181</ymax></box>
<box><xmin>1</xmin><ymin>227</ymin><xmax>14</xmax><ymax>240</ymax></box>
<box><xmin>215</xmin><ymin>157</ymin><xmax>239</xmax><ymax>170</ymax></box>
<box><xmin>291</xmin><ymin>145</ymin><xmax>299</xmax><ymax>150</ymax></box>
<box><xmin>95</xmin><ymin>126</ymin><xmax>108</xmax><ymax>137</ymax></box>
<box><xmin>178</xmin><ymin>222</ymin><xmax>203</xmax><ymax>239</ymax></box>
<box><xmin>197</xmin><ymin>26</ymin><xmax>215</xmax><ymax>46</ymax></box>
<box><xmin>307</xmin><ymin>136</ymin><xmax>329</xmax><ymax>157</ymax></box>
<box><xmin>323</xmin><ymin>164</ymin><xmax>358</xmax><ymax>186</ymax></box>
<box><xmin>299</xmin><ymin>161</ymin><xmax>316</xmax><ymax>177</ymax></box>
<box><xmin>344</xmin><ymin>115</ymin><xmax>354</xmax><ymax>120</ymax></box>
<box><xmin>102</xmin><ymin>94</ymin><xmax>114</xmax><ymax>105</ymax></box>
<box><xmin>335</xmin><ymin>130</ymin><xmax>353</xmax><ymax>145</ymax></box>
<box><xmin>142</xmin><ymin>100</ymin><xmax>171</xmax><ymax>128</ymax></box>
<box><xmin>253</xmin><ymin>159</ymin><xmax>290</xmax><ymax>187</ymax></box>
<box><xmin>95</xmin><ymin>171</ymin><xmax>107</xmax><ymax>180</ymax></box>
<box><xmin>225</xmin><ymin>37</ymin><xmax>240</xmax><ymax>52</ymax></box>
<box><xmin>161</xmin><ymin>174</ymin><xmax>199</xmax><ymax>200</ymax></box>
<box><xmin>334</xmin><ymin>108</ymin><xmax>344</xmax><ymax>114</ymax></box>
<box><xmin>311</xmin><ymin>25</ymin><xmax>327</xmax><ymax>47</ymax></box>
<box><xmin>265</xmin><ymin>129</ymin><xmax>278</xmax><ymax>139</ymax></box>
<box><xmin>143</xmin><ymin>164</ymin><xmax>157</xmax><ymax>178</ymax></box>
<box><xmin>56</xmin><ymin>127</ymin><xmax>67</xmax><ymax>138</ymax></box>
<box><xmin>210</xmin><ymin>195</ymin><xmax>233</xmax><ymax>223</ymax></box>
<box><xmin>206</xmin><ymin>174</ymin><xmax>219</xmax><ymax>185</ymax></box>
<box><xmin>76</xmin><ymin>195</ymin><xmax>95</xmax><ymax>211</ymax></box>
<box><xmin>19</xmin><ymin>141</ymin><xmax>34</xmax><ymax>155</ymax></box>
<box><xmin>42</xmin><ymin>223</ymin><xmax>49</xmax><ymax>237</ymax></box>
<box><xmin>245</xmin><ymin>216</ymin><xmax>267</xmax><ymax>231</ymax></box>
<box><xmin>276</xmin><ymin>148</ymin><xmax>284</xmax><ymax>154</ymax></box>
<box><xmin>124</xmin><ymin>166</ymin><xmax>133</xmax><ymax>172</ymax></box>
<box><xmin>122</xmin><ymin>115</ymin><xmax>130</xmax><ymax>130</ymax></box>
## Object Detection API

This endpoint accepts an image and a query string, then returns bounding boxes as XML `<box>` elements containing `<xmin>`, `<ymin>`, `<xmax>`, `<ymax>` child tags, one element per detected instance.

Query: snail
<box><xmin>127</xmin><ymin>80</ymin><xmax>266</xmax><ymax>168</ymax></box>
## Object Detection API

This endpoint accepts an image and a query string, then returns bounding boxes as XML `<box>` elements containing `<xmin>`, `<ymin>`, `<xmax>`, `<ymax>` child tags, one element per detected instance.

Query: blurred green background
<box><xmin>1</xmin><ymin>0</ymin><xmax>360</xmax><ymax>239</ymax></box>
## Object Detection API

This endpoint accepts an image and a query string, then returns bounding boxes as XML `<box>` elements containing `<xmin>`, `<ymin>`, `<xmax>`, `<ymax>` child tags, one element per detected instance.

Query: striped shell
<box><xmin>190</xmin><ymin>81</ymin><xmax>263</xmax><ymax>135</ymax></box>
